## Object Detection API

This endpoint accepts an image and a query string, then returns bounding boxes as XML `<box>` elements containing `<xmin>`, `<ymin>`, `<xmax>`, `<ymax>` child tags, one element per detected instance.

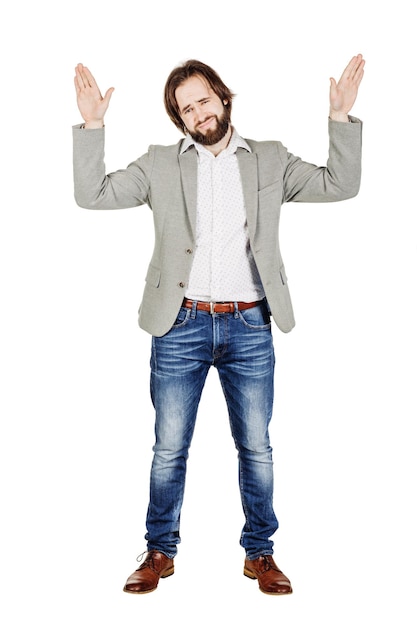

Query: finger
<box><xmin>346</xmin><ymin>61</ymin><xmax>365</xmax><ymax>91</ymax></box>
<box><xmin>352</xmin><ymin>58</ymin><xmax>365</xmax><ymax>84</ymax></box>
<box><xmin>353</xmin><ymin>68</ymin><xmax>365</xmax><ymax>90</ymax></box>
<box><xmin>74</xmin><ymin>63</ymin><xmax>87</xmax><ymax>90</ymax></box>
<box><xmin>103</xmin><ymin>87</ymin><xmax>115</xmax><ymax>105</ymax></box>
<box><xmin>82</xmin><ymin>66</ymin><xmax>99</xmax><ymax>90</ymax></box>
<box><xmin>75</xmin><ymin>65</ymin><xmax>94</xmax><ymax>93</ymax></box>
<box><xmin>350</xmin><ymin>55</ymin><xmax>364</xmax><ymax>74</ymax></box>
<box><xmin>341</xmin><ymin>54</ymin><xmax>362</xmax><ymax>81</ymax></box>
<box><xmin>74</xmin><ymin>64</ymin><xmax>97</xmax><ymax>91</ymax></box>
<box><xmin>74</xmin><ymin>75</ymin><xmax>81</xmax><ymax>94</ymax></box>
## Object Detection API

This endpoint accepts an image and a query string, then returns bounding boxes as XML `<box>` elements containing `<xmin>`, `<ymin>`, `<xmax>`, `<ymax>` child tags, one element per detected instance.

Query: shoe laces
<box><xmin>136</xmin><ymin>551</ymin><xmax>146</xmax><ymax>564</ymax></box>
<box><xmin>259</xmin><ymin>555</ymin><xmax>280</xmax><ymax>573</ymax></box>
<box><xmin>135</xmin><ymin>550</ymin><xmax>159</xmax><ymax>573</ymax></box>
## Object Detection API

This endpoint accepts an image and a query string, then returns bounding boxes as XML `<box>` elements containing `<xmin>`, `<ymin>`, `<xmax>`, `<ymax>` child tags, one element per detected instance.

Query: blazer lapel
<box><xmin>179</xmin><ymin>148</ymin><xmax>198</xmax><ymax>240</ymax></box>
<box><xmin>237</xmin><ymin>149</ymin><xmax>259</xmax><ymax>241</ymax></box>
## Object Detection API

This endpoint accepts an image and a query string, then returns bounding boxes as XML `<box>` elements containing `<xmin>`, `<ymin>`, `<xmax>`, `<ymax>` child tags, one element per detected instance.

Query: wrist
<box><xmin>329</xmin><ymin>110</ymin><xmax>349</xmax><ymax>123</ymax></box>
<box><xmin>84</xmin><ymin>119</ymin><xmax>105</xmax><ymax>129</ymax></box>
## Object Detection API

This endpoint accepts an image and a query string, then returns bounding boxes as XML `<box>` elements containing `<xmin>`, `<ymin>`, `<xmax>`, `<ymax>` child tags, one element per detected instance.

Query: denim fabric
<box><xmin>145</xmin><ymin>300</ymin><xmax>279</xmax><ymax>559</ymax></box>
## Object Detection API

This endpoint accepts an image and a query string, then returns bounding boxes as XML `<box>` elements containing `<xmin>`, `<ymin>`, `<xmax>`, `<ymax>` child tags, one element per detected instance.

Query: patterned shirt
<box><xmin>181</xmin><ymin>128</ymin><xmax>265</xmax><ymax>303</ymax></box>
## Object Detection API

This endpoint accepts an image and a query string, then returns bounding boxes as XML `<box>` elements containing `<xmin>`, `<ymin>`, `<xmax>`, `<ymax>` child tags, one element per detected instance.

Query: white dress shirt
<box><xmin>181</xmin><ymin>129</ymin><xmax>265</xmax><ymax>303</ymax></box>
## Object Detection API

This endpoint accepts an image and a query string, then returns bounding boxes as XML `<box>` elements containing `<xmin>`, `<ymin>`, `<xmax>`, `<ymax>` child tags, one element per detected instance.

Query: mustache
<box><xmin>198</xmin><ymin>116</ymin><xmax>215</xmax><ymax>127</ymax></box>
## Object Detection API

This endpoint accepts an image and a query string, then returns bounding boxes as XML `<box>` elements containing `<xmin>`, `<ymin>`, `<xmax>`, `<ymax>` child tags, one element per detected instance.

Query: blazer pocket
<box><xmin>258</xmin><ymin>180</ymin><xmax>281</xmax><ymax>198</ymax></box>
<box><xmin>279</xmin><ymin>264</ymin><xmax>288</xmax><ymax>286</ymax></box>
<box><xmin>145</xmin><ymin>264</ymin><xmax>161</xmax><ymax>288</ymax></box>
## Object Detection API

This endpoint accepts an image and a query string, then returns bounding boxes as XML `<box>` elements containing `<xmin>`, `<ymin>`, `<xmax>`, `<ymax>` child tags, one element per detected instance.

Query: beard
<box><xmin>188</xmin><ymin>108</ymin><xmax>230</xmax><ymax>146</ymax></box>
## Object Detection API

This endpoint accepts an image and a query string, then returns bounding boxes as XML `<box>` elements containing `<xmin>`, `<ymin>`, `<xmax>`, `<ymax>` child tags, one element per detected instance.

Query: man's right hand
<box><xmin>74</xmin><ymin>64</ymin><xmax>114</xmax><ymax>128</ymax></box>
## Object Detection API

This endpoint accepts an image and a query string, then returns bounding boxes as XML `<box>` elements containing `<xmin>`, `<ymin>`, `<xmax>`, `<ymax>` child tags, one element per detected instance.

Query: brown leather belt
<box><xmin>182</xmin><ymin>298</ymin><xmax>262</xmax><ymax>314</ymax></box>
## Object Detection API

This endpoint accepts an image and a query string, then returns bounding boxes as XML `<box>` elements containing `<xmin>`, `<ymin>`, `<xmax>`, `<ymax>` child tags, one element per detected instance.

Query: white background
<box><xmin>1</xmin><ymin>0</ymin><xmax>416</xmax><ymax>624</ymax></box>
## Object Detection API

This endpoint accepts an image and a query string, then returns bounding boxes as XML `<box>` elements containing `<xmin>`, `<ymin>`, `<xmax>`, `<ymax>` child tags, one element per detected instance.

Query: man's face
<box><xmin>175</xmin><ymin>75</ymin><xmax>230</xmax><ymax>145</ymax></box>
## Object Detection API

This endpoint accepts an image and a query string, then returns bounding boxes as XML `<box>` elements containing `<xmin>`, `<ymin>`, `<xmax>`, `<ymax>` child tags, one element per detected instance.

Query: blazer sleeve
<box><xmin>72</xmin><ymin>124</ymin><xmax>154</xmax><ymax>210</ymax></box>
<box><xmin>281</xmin><ymin>116</ymin><xmax>362</xmax><ymax>203</ymax></box>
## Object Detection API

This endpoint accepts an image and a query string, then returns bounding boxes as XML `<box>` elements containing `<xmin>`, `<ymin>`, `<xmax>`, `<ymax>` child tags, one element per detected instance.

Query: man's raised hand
<box><xmin>74</xmin><ymin>64</ymin><xmax>114</xmax><ymax>128</ymax></box>
<box><xmin>329</xmin><ymin>54</ymin><xmax>365</xmax><ymax>122</ymax></box>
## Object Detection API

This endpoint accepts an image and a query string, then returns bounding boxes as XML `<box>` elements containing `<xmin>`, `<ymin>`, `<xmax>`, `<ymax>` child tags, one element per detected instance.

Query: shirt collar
<box><xmin>179</xmin><ymin>127</ymin><xmax>251</xmax><ymax>155</ymax></box>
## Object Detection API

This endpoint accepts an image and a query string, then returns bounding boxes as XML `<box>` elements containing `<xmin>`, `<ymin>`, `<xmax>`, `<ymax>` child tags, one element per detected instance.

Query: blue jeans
<box><xmin>145</xmin><ymin>300</ymin><xmax>279</xmax><ymax>559</ymax></box>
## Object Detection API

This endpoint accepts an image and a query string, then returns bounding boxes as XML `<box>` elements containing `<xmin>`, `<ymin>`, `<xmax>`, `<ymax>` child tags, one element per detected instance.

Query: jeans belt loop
<box><xmin>191</xmin><ymin>300</ymin><xmax>198</xmax><ymax>319</ymax></box>
<box><xmin>209</xmin><ymin>301</ymin><xmax>215</xmax><ymax>315</ymax></box>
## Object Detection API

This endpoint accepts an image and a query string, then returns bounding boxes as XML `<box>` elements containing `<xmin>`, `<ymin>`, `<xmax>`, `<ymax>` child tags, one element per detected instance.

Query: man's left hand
<box><xmin>329</xmin><ymin>53</ymin><xmax>365</xmax><ymax>122</ymax></box>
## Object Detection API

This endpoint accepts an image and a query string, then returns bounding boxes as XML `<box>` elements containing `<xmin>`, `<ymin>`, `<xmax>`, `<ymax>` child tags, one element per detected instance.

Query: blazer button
<box><xmin>185</xmin><ymin>248</ymin><xmax>193</xmax><ymax>254</ymax></box>
<box><xmin>178</xmin><ymin>282</ymin><xmax>185</xmax><ymax>288</ymax></box>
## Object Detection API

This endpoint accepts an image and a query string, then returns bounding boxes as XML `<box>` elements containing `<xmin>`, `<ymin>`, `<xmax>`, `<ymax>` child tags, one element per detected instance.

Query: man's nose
<box><xmin>195</xmin><ymin>105</ymin><xmax>207</xmax><ymax>122</ymax></box>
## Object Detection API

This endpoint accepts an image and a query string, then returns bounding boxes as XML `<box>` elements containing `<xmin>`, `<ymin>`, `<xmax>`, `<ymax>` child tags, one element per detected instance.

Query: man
<box><xmin>73</xmin><ymin>54</ymin><xmax>365</xmax><ymax>595</ymax></box>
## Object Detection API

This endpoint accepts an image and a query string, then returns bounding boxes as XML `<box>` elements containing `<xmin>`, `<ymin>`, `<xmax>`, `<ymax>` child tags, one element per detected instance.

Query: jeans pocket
<box><xmin>238</xmin><ymin>303</ymin><xmax>271</xmax><ymax>330</ymax></box>
<box><xmin>172</xmin><ymin>306</ymin><xmax>191</xmax><ymax>328</ymax></box>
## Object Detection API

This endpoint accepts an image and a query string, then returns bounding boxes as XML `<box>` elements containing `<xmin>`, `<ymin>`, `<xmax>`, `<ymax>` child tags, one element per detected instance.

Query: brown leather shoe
<box><xmin>123</xmin><ymin>550</ymin><xmax>174</xmax><ymax>594</ymax></box>
<box><xmin>244</xmin><ymin>555</ymin><xmax>292</xmax><ymax>595</ymax></box>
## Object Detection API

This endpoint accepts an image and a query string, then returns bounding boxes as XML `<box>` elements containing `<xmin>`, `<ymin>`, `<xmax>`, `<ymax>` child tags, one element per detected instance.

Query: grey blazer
<box><xmin>73</xmin><ymin>118</ymin><xmax>362</xmax><ymax>336</ymax></box>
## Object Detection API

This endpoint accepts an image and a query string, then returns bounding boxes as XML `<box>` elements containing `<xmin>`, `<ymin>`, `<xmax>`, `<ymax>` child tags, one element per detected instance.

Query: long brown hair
<box><xmin>164</xmin><ymin>59</ymin><xmax>235</xmax><ymax>134</ymax></box>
